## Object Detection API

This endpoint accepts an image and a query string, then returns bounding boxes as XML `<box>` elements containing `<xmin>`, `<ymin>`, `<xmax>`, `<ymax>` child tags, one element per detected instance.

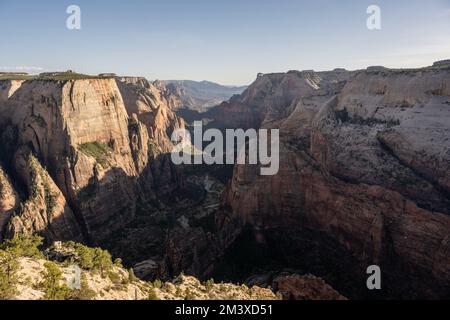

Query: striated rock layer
<box><xmin>221</xmin><ymin>64</ymin><xmax>450</xmax><ymax>299</ymax></box>
<box><xmin>0</xmin><ymin>164</ymin><xmax>18</xmax><ymax>238</ymax></box>
<box><xmin>116</xmin><ymin>77</ymin><xmax>186</xmax><ymax>153</ymax></box>
<box><xmin>0</xmin><ymin>76</ymin><xmax>184</xmax><ymax>244</ymax></box>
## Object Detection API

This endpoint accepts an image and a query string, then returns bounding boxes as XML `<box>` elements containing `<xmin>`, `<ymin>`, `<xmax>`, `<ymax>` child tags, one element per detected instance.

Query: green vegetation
<box><xmin>0</xmin><ymin>236</ymin><xmax>98</xmax><ymax>300</ymax></box>
<box><xmin>0</xmin><ymin>235</ymin><xmax>279</xmax><ymax>300</ymax></box>
<box><xmin>71</xmin><ymin>273</ymin><xmax>96</xmax><ymax>300</ymax></box>
<box><xmin>107</xmin><ymin>270</ymin><xmax>121</xmax><ymax>284</ymax></box>
<box><xmin>27</xmin><ymin>153</ymin><xmax>41</xmax><ymax>199</ymax></box>
<box><xmin>43</xmin><ymin>181</ymin><xmax>58</xmax><ymax>217</ymax></box>
<box><xmin>64</xmin><ymin>242</ymin><xmax>114</xmax><ymax>276</ymax></box>
<box><xmin>24</xmin><ymin>153</ymin><xmax>58</xmax><ymax>218</ymax></box>
<box><xmin>0</xmin><ymin>71</ymin><xmax>106</xmax><ymax>82</ymax></box>
<box><xmin>78</xmin><ymin>141</ymin><xmax>113</xmax><ymax>168</ymax></box>
<box><xmin>0</xmin><ymin>234</ymin><xmax>44</xmax><ymax>259</ymax></box>
<box><xmin>0</xmin><ymin>73</ymin><xmax>33</xmax><ymax>81</ymax></box>
<box><xmin>147</xmin><ymin>288</ymin><xmax>160</xmax><ymax>300</ymax></box>
<box><xmin>39</xmin><ymin>261</ymin><xmax>71</xmax><ymax>300</ymax></box>
<box><xmin>205</xmin><ymin>278</ymin><xmax>214</xmax><ymax>292</ymax></box>
<box><xmin>114</xmin><ymin>258</ymin><xmax>123</xmax><ymax>268</ymax></box>
<box><xmin>0</xmin><ymin>235</ymin><xmax>44</xmax><ymax>299</ymax></box>
<box><xmin>37</xmin><ymin>71</ymin><xmax>99</xmax><ymax>81</ymax></box>
<box><xmin>153</xmin><ymin>278</ymin><xmax>163</xmax><ymax>289</ymax></box>
<box><xmin>0</xmin><ymin>236</ymin><xmax>117</xmax><ymax>300</ymax></box>
<box><xmin>39</xmin><ymin>262</ymin><xmax>96</xmax><ymax>300</ymax></box>
<box><xmin>0</xmin><ymin>249</ymin><xmax>20</xmax><ymax>300</ymax></box>
<box><xmin>128</xmin><ymin>268</ymin><xmax>137</xmax><ymax>283</ymax></box>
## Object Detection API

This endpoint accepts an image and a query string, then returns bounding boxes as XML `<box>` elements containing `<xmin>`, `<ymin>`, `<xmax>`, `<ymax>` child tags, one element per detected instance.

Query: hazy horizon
<box><xmin>1</xmin><ymin>0</ymin><xmax>450</xmax><ymax>85</ymax></box>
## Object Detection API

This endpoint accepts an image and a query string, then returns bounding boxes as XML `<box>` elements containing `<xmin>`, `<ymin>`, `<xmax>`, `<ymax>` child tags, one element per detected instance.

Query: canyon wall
<box><xmin>221</xmin><ymin>64</ymin><xmax>450</xmax><ymax>298</ymax></box>
<box><xmin>0</xmin><ymin>164</ymin><xmax>18</xmax><ymax>238</ymax></box>
<box><xmin>0</xmin><ymin>76</ymin><xmax>184</xmax><ymax>244</ymax></box>
<box><xmin>1</xmin><ymin>65</ymin><xmax>448</xmax><ymax>299</ymax></box>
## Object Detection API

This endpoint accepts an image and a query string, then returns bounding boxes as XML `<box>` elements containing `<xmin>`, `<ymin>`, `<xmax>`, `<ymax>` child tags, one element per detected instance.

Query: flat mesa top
<box><xmin>0</xmin><ymin>71</ymin><xmax>115</xmax><ymax>81</ymax></box>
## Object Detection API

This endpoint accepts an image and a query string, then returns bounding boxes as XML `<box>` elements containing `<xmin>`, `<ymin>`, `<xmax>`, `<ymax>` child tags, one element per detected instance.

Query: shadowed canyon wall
<box><xmin>219</xmin><ymin>65</ymin><xmax>450</xmax><ymax>299</ymax></box>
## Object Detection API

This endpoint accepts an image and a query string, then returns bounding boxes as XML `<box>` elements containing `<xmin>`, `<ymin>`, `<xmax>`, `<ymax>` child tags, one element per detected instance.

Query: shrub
<box><xmin>43</xmin><ymin>181</ymin><xmax>58</xmax><ymax>216</ymax></box>
<box><xmin>66</xmin><ymin>242</ymin><xmax>95</xmax><ymax>270</ymax></box>
<box><xmin>114</xmin><ymin>258</ymin><xmax>123</xmax><ymax>268</ymax></box>
<box><xmin>148</xmin><ymin>288</ymin><xmax>160</xmax><ymax>300</ymax></box>
<box><xmin>39</xmin><ymin>262</ymin><xmax>71</xmax><ymax>300</ymax></box>
<box><xmin>107</xmin><ymin>271</ymin><xmax>121</xmax><ymax>284</ymax></box>
<box><xmin>0</xmin><ymin>74</ymin><xmax>33</xmax><ymax>81</ymax></box>
<box><xmin>153</xmin><ymin>279</ymin><xmax>162</xmax><ymax>289</ymax></box>
<box><xmin>78</xmin><ymin>141</ymin><xmax>113</xmax><ymax>167</ymax></box>
<box><xmin>92</xmin><ymin>248</ymin><xmax>113</xmax><ymax>277</ymax></box>
<box><xmin>0</xmin><ymin>249</ymin><xmax>20</xmax><ymax>300</ymax></box>
<box><xmin>0</xmin><ymin>235</ymin><xmax>44</xmax><ymax>259</ymax></box>
<box><xmin>37</xmin><ymin>71</ymin><xmax>98</xmax><ymax>81</ymax></box>
<box><xmin>65</xmin><ymin>242</ymin><xmax>113</xmax><ymax>275</ymax></box>
<box><xmin>128</xmin><ymin>268</ymin><xmax>137</xmax><ymax>283</ymax></box>
<box><xmin>205</xmin><ymin>279</ymin><xmax>214</xmax><ymax>292</ymax></box>
<box><xmin>70</xmin><ymin>273</ymin><xmax>96</xmax><ymax>300</ymax></box>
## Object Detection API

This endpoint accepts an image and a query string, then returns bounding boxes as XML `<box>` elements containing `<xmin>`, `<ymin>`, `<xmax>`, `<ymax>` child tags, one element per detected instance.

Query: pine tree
<box><xmin>71</xmin><ymin>273</ymin><xmax>96</xmax><ymax>300</ymax></box>
<box><xmin>0</xmin><ymin>235</ymin><xmax>43</xmax><ymax>258</ymax></box>
<box><xmin>128</xmin><ymin>268</ymin><xmax>137</xmax><ymax>283</ymax></box>
<box><xmin>114</xmin><ymin>258</ymin><xmax>123</xmax><ymax>268</ymax></box>
<box><xmin>92</xmin><ymin>248</ymin><xmax>113</xmax><ymax>277</ymax></box>
<box><xmin>39</xmin><ymin>261</ymin><xmax>71</xmax><ymax>300</ymax></box>
<box><xmin>153</xmin><ymin>278</ymin><xmax>162</xmax><ymax>289</ymax></box>
<box><xmin>0</xmin><ymin>249</ymin><xmax>20</xmax><ymax>300</ymax></box>
<box><xmin>148</xmin><ymin>288</ymin><xmax>160</xmax><ymax>300</ymax></box>
<box><xmin>205</xmin><ymin>278</ymin><xmax>214</xmax><ymax>292</ymax></box>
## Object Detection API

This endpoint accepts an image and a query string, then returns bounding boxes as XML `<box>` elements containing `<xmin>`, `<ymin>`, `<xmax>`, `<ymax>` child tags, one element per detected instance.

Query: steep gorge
<box><xmin>218</xmin><ymin>63</ymin><xmax>450</xmax><ymax>299</ymax></box>
<box><xmin>1</xmin><ymin>63</ymin><xmax>449</xmax><ymax>300</ymax></box>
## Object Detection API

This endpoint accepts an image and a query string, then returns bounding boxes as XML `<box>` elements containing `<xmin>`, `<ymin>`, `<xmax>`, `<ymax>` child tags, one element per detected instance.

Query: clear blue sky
<box><xmin>1</xmin><ymin>0</ymin><xmax>449</xmax><ymax>85</ymax></box>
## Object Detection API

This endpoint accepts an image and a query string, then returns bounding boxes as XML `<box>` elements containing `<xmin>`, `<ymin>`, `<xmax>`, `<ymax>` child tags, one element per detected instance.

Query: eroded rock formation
<box><xmin>0</xmin><ymin>75</ymin><xmax>184</xmax><ymax>244</ymax></box>
<box><xmin>0</xmin><ymin>164</ymin><xmax>18</xmax><ymax>238</ymax></box>
<box><xmin>1</xmin><ymin>63</ymin><xmax>449</xmax><ymax>300</ymax></box>
<box><xmin>116</xmin><ymin>77</ymin><xmax>185</xmax><ymax>153</ymax></box>
<box><xmin>221</xmin><ymin>64</ymin><xmax>450</xmax><ymax>299</ymax></box>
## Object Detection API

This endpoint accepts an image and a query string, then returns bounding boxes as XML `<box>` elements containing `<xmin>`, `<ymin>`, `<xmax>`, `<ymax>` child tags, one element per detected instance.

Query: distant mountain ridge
<box><xmin>164</xmin><ymin>80</ymin><xmax>247</xmax><ymax>112</ymax></box>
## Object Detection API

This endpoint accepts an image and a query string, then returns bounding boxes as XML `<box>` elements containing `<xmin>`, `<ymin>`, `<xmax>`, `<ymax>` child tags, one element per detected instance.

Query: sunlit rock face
<box><xmin>0</xmin><ymin>76</ymin><xmax>184</xmax><ymax>243</ymax></box>
<box><xmin>221</xmin><ymin>65</ymin><xmax>450</xmax><ymax>299</ymax></box>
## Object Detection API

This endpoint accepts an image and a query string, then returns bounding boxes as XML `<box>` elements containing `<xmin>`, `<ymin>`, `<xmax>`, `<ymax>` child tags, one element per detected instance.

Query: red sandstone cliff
<box><xmin>0</xmin><ymin>75</ymin><xmax>184</xmax><ymax>243</ymax></box>
<box><xmin>221</xmin><ymin>64</ymin><xmax>450</xmax><ymax>298</ymax></box>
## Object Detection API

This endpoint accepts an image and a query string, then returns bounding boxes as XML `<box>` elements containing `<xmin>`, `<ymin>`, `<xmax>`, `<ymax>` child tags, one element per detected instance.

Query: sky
<box><xmin>0</xmin><ymin>0</ymin><xmax>450</xmax><ymax>85</ymax></box>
